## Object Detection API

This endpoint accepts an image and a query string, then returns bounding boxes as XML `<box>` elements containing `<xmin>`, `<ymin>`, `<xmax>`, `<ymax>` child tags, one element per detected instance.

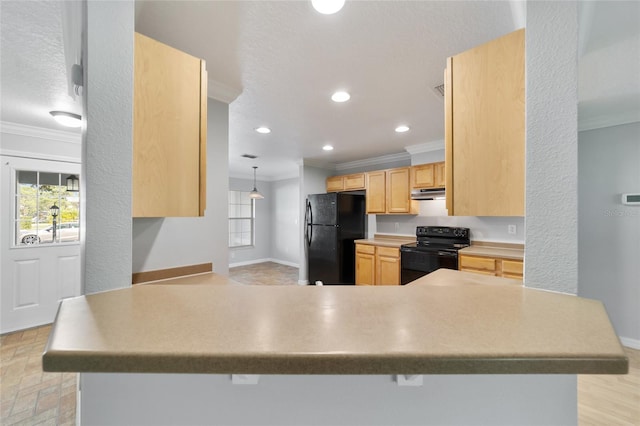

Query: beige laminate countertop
<box><xmin>43</xmin><ymin>269</ymin><xmax>627</xmax><ymax>376</ymax></box>
<box><xmin>459</xmin><ymin>243</ymin><xmax>525</xmax><ymax>260</ymax></box>
<box><xmin>354</xmin><ymin>234</ymin><xmax>415</xmax><ymax>248</ymax></box>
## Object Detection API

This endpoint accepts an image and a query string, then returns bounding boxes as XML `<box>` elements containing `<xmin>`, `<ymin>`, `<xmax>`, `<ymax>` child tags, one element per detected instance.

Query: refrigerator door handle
<box><xmin>305</xmin><ymin>200</ymin><xmax>312</xmax><ymax>247</ymax></box>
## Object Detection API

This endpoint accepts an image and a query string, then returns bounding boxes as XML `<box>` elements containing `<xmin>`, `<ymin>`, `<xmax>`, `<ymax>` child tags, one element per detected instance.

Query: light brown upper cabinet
<box><xmin>445</xmin><ymin>29</ymin><xmax>525</xmax><ymax>216</ymax></box>
<box><xmin>366</xmin><ymin>167</ymin><xmax>418</xmax><ymax>215</ymax></box>
<box><xmin>133</xmin><ymin>32</ymin><xmax>207</xmax><ymax>217</ymax></box>
<box><xmin>326</xmin><ymin>173</ymin><xmax>365</xmax><ymax>193</ymax></box>
<box><xmin>411</xmin><ymin>162</ymin><xmax>445</xmax><ymax>189</ymax></box>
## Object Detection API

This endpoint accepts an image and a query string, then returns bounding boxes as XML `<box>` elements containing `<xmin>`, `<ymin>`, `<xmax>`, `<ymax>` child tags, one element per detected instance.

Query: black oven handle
<box><xmin>400</xmin><ymin>247</ymin><xmax>458</xmax><ymax>257</ymax></box>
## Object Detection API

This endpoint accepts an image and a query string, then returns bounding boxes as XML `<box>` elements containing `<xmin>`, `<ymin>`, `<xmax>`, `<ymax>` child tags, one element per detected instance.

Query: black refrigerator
<box><xmin>305</xmin><ymin>192</ymin><xmax>366</xmax><ymax>285</ymax></box>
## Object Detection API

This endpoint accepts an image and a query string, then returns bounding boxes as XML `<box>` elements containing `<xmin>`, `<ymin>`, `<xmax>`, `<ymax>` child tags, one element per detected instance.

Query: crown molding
<box><xmin>303</xmin><ymin>159</ymin><xmax>335</xmax><ymax>170</ymax></box>
<box><xmin>404</xmin><ymin>140</ymin><xmax>445</xmax><ymax>156</ymax></box>
<box><xmin>0</xmin><ymin>149</ymin><xmax>81</xmax><ymax>164</ymax></box>
<box><xmin>578</xmin><ymin>110</ymin><xmax>640</xmax><ymax>132</ymax></box>
<box><xmin>1</xmin><ymin>121</ymin><xmax>81</xmax><ymax>144</ymax></box>
<box><xmin>335</xmin><ymin>152</ymin><xmax>410</xmax><ymax>172</ymax></box>
<box><xmin>208</xmin><ymin>79</ymin><xmax>243</xmax><ymax>104</ymax></box>
<box><xmin>229</xmin><ymin>170</ymin><xmax>299</xmax><ymax>182</ymax></box>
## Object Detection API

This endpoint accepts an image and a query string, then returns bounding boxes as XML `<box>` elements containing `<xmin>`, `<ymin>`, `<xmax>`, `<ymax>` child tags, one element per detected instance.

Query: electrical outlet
<box><xmin>508</xmin><ymin>225</ymin><xmax>517</xmax><ymax>235</ymax></box>
<box><xmin>394</xmin><ymin>222</ymin><xmax>400</xmax><ymax>231</ymax></box>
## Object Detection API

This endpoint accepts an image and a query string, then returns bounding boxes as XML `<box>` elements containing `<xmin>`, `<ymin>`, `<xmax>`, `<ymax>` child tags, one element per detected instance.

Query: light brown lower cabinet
<box><xmin>356</xmin><ymin>244</ymin><xmax>400</xmax><ymax>286</ymax></box>
<box><xmin>458</xmin><ymin>254</ymin><xmax>523</xmax><ymax>281</ymax></box>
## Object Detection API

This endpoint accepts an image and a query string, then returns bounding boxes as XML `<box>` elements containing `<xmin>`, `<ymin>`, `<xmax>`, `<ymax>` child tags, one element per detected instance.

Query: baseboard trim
<box><xmin>132</xmin><ymin>263</ymin><xmax>213</xmax><ymax>284</ymax></box>
<box><xmin>620</xmin><ymin>336</ymin><xmax>640</xmax><ymax>350</ymax></box>
<box><xmin>229</xmin><ymin>258</ymin><xmax>299</xmax><ymax>269</ymax></box>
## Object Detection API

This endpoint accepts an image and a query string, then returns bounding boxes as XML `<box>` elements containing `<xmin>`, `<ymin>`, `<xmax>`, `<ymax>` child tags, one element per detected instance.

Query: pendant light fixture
<box><xmin>249</xmin><ymin>166</ymin><xmax>264</xmax><ymax>199</ymax></box>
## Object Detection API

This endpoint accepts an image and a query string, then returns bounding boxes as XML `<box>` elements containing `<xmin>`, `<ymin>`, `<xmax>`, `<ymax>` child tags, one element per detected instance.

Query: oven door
<box><xmin>400</xmin><ymin>247</ymin><xmax>458</xmax><ymax>285</ymax></box>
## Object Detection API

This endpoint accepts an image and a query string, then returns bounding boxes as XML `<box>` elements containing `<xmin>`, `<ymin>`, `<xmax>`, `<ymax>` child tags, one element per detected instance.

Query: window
<box><xmin>228</xmin><ymin>190</ymin><xmax>254</xmax><ymax>247</ymax></box>
<box><xmin>14</xmin><ymin>171</ymin><xmax>80</xmax><ymax>246</ymax></box>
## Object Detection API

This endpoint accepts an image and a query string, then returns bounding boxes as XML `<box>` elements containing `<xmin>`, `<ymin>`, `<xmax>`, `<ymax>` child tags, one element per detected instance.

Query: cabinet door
<box><xmin>434</xmin><ymin>162</ymin><xmax>446</xmax><ymax>188</ymax></box>
<box><xmin>501</xmin><ymin>259</ymin><xmax>523</xmax><ymax>280</ymax></box>
<box><xmin>344</xmin><ymin>173</ymin><xmax>365</xmax><ymax>191</ymax></box>
<box><xmin>133</xmin><ymin>33</ymin><xmax>206</xmax><ymax>217</ymax></box>
<box><xmin>366</xmin><ymin>171</ymin><xmax>386</xmax><ymax>214</ymax></box>
<box><xmin>386</xmin><ymin>168</ymin><xmax>411</xmax><ymax>213</ymax></box>
<box><xmin>446</xmin><ymin>29</ymin><xmax>525</xmax><ymax>216</ymax></box>
<box><xmin>355</xmin><ymin>250</ymin><xmax>376</xmax><ymax>285</ymax></box>
<box><xmin>411</xmin><ymin>164</ymin><xmax>435</xmax><ymax>189</ymax></box>
<box><xmin>326</xmin><ymin>176</ymin><xmax>344</xmax><ymax>192</ymax></box>
<box><xmin>376</xmin><ymin>248</ymin><xmax>400</xmax><ymax>285</ymax></box>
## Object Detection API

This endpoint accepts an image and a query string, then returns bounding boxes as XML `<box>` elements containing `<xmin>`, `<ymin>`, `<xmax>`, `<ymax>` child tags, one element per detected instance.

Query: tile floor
<box><xmin>1</xmin><ymin>262</ymin><xmax>638</xmax><ymax>425</ymax></box>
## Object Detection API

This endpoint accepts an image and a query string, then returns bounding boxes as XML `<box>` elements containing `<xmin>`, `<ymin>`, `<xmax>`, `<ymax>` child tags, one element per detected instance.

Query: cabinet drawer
<box><xmin>460</xmin><ymin>268</ymin><xmax>496</xmax><ymax>276</ymax></box>
<box><xmin>459</xmin><ymin>255</ymin><xmax>496</xmax><ymax>272</ymax></box>
<box><xmin>356</xmin><ymin>244</ymin><xmax>376</xmax><ymax>255</ymax></box>
<box><xmin>376</xmin><ymin>246</ymin><xmax>399</xmax><ymax>258</ymax></box>
<box><xmin>344</xmin><ymin>173</ymin><xmax>365</xmax><ymax>190</ymax></box>
<box><xmin>326</xmin><ymin>176</ymin><xmax>344</xmax><ymax>192</ymax></box>
<box><xmin>502</xmin><ymin>260</ymin><xmax>523</xmax><ymax>275</ymax></box>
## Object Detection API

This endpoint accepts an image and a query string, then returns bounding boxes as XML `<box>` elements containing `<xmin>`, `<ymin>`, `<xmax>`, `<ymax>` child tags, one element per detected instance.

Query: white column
<box><xmin>525</xmin><ymin>1</ymin><xmax>579</xmax><ymax>294</ymax></box>
<box><xmin>83</xmin><ymin>0</ymin><xmax>134</xmax><ymax>294</ymax></box>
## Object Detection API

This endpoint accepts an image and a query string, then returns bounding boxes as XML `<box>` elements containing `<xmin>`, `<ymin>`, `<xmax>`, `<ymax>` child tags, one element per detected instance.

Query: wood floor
<box><xmin>1</xmin><ymin>262</ymin><xmax>638</xmax><ymax>425</ymax></box>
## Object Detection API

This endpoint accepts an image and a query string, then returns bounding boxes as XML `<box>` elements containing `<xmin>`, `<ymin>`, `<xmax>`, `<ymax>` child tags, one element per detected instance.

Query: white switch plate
<box><xmin>508</xmin><ymin>225</ymin><xmax>517</xmax><ymax>235</ymax></box>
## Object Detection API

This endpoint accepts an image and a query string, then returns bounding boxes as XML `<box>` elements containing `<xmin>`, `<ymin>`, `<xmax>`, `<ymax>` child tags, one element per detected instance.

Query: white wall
<box><xmin>83</xmin><ymin>0</ymin><xmax>133</xmax><ymax>294</ymax></box>
<box><xmin>271</xmin><ymin>177</ymin><xmax>300</xmax><ymax>266</ymax></box>
<box><xmin>525</xmin><ymin>1</ymin><xmax>579</xmax><ymax>294</ymax></box>
<box><xmin>132</xmin><ymin>98</ymin><xmax>230</xmax><ymax>276</ymax></box>
<box><xmin>377</xmin><ymin>212</ymin><xmax>525</xmax><ymax>243</ymax></box>
<box><xmin>228</xmin><ymin>177</ymin><xmax>272</xmax><ymax>266</ymax></box>
<box><xmin>578</xmin><ymin>122</ymin><xmax>640</xmax><ymax>347</ymax></box>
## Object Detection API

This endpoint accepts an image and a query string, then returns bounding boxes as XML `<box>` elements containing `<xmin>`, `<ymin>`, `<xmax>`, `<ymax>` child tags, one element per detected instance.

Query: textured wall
<box><xmin>578</xmin><ymin>122</ymin><xmax>640</xmax><ymax>345</ymax></box>
<box><xmin>83</xmin><ymin>1</ymin><xmax>133</xmax><ymax>294</ymax></box>
<box><xmin>525</xmin><ymin>1</ymin><xmax>579</xmax><ymax>293</ymax></box>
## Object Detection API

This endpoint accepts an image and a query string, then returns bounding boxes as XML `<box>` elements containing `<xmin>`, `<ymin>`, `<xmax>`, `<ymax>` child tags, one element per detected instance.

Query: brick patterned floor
<box><xmin>1</xmin><ymin>325</ymin><xmax>76</xmax><ymax>426</ymax></box>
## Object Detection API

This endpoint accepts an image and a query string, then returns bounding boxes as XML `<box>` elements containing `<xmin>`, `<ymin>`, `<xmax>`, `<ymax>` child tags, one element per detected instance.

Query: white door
<box><xmin>1</xmin><ymin>156</ymin><xmax>81</xmax><ymax>333</ymax></box>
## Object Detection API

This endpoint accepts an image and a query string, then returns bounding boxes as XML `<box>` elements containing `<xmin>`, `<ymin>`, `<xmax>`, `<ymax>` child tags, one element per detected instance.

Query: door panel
<box><xmin>1</xmin><ymin>156</ymin><xmax>81</xmax><ymax>333</ymax></box>
<box><xmin>308</xmin><ymin>193</ymin><xmax>338</xmax><ymax>225</ymax></box>
<box><xmin>15</xmin><ymin>259</ymin><xmax>40</xmax><ymax>307</ymax></box>
<box><xmin>307</xmin><ymin>225</ymin><xmax>340</xmax><ymax>284</ymax></box>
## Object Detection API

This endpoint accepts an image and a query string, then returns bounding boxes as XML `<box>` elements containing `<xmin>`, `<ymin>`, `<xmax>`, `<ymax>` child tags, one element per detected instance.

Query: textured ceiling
<box><xmin>0</xmin><ymin>1</ymin><xmax>82</xmax><ymax>132</ymax></box>
<box><xmin>1</xmin><ymin>1</ymin><xmax>639</xmax><ymax>180</ymax></box>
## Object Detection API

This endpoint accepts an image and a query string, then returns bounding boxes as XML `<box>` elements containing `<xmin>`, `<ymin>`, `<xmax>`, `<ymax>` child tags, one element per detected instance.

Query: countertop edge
<box><xmin>42</xmin><ymin>351</ymin><xmax>628</xmax><ymax>375</ymax></box>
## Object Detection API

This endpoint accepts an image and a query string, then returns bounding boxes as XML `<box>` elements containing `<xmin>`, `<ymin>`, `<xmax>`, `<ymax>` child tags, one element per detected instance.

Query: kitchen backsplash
<box><xmin>376</xmin><ymin>200</ymin><xmax>525</xmax><ymax>243</ymax></box>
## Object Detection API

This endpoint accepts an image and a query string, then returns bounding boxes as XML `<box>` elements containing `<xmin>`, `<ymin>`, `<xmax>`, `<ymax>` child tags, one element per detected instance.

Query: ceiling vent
<box><xmin>432</xmin><ymin>84</ymin><xmax>445</xmax><ymax>98</ymax></box>
<box><xmin>241</xmin><ymin>154</ymin><xmax>258</xmax><ymax>159</ymax></box>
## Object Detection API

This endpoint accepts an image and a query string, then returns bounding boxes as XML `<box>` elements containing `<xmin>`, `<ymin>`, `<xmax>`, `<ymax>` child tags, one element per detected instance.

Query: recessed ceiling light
<box><xmin>311</xmin><ymin>0</ymin><xmax>345</xmax><ymax>15</ymax></box>
<box><xmin>255</xmin><ymin>127</ymin><xmax>271</xmax><ymax>134</ymax></box>
<box><xmin>323</xmin><ymin>145</ymin><xmax>334</xmax><ymax>151</ymax></box>
<box><xmin>395</xmin><ymin>125</ymin><xmax>410</xmax><ymax>133</ymax></box>
<box><xmin>331</xmin><ymin>91</ymin><xmax>350</xmax><ymax>103</ymax></box>
<box><xmin>49</xmin><ymin>111</ymin><xmax>82</xmax><ymax>128</ymax></box>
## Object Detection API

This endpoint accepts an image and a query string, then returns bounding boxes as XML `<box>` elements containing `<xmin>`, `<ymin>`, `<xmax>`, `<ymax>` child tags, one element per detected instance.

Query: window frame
<box><xmin>228</xmin><ymin>190</ymin><xmax>255</xmax><ymax>248</ymax></box>
<box><xmin>12</xmin><ymin>169</ymin><xmax>81</xmax><ymax>248</ymax></box>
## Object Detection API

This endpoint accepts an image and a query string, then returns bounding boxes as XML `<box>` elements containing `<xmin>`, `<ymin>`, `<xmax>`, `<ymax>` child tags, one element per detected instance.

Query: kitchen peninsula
<box><xmin>43</xmin><ymin>269</ymin><xmax>627</xmax><ymax>425</ymax></box>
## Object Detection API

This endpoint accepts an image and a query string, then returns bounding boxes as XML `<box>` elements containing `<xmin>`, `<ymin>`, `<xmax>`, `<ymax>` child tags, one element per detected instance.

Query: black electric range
<box><xmin>399</xmin><ymin>226</ymin><xmax>470</xmax><ymax>284</ymax></box>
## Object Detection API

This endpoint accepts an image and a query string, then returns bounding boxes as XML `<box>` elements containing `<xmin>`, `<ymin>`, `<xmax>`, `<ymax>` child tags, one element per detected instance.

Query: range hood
<box><xmin>411</xmin><ymin>188</ymin><xmax>446</xmax><ymax>200</ymax></box>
